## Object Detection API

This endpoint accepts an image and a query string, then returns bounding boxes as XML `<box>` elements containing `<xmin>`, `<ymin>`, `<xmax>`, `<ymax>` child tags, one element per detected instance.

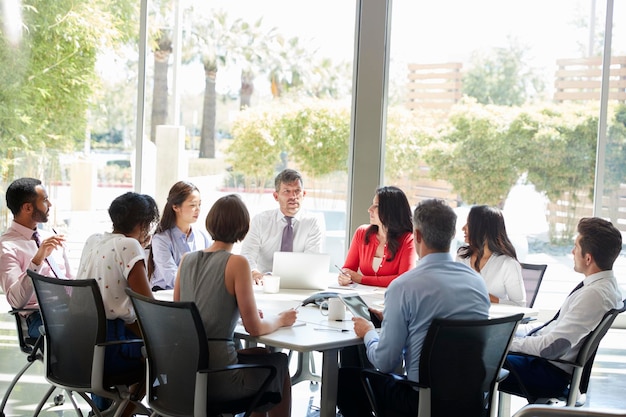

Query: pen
<box><xmin>314</xmin><ymin>327</ymin><xmax>349</xmax><ymax>332</ymax></box>
<box><xmin>334</xmin><ymin>264</ymin><xmax>347</xmax><ymax>276</ymax></box>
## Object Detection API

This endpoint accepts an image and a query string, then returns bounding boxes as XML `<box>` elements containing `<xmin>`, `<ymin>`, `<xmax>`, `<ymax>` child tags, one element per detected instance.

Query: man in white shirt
<box><xmin>500</xmin><ymin>217</ymin><xmax>623</xmax><ymax>401</ymax></box>
<box><xmin>241</xmin><ymin>169</ymin><xmax>323</xmax><ymax>283</ymax></box>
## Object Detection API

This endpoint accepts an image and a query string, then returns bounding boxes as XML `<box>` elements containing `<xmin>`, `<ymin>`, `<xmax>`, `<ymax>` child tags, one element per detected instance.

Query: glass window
<box><xmin>387</xmin><ymin>0</ymin><xmax>626</xmax><ymax>308</ymax></box>
<box><xmin>0</xmin><ymin>1</ymin><xmax>355</xmax><ymax>273</ymax></box>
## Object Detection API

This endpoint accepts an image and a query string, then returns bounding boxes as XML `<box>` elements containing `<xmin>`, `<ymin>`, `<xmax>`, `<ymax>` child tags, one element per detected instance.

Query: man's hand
<box><xmin>32</xmin><ymin>235</ymin><xmax>66</xmax><ymax>266</ymax></box>
<box><xmin>251</xmin><ymin>270</ymin><xmax>264</xmax><ymax>285</ymax></box>
<box><xmin>353</xmin><ymin>316</ymin><xmax>374</xmax><ymax>338</ymax></box>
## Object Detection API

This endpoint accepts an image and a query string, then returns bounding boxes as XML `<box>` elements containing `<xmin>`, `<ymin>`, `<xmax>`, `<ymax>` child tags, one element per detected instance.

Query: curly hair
<box><xmin>109</xmin><ymin>192</ymin><xmax>160</xmax><ymax>235</ymax></box>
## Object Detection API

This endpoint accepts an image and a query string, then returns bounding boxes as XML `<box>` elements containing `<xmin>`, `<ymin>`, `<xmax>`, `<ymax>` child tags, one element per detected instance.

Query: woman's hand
<box><xmin>337</xmin><ymin>269</ymin><xmax>353</xmax><ymax>286</ymax></box>
<box><xmin>278</xmin><ymin>308</ymin><xmax>298</xmax><ymax>327</ymax></box>
<box><xmin>342</xmin><ymin>269</ymin><xmax>363</xmax><ymax>284</ymax></box>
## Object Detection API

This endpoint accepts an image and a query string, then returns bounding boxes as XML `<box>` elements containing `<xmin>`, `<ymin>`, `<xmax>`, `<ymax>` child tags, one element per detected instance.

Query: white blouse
<box><xmin>457</xmin><ymin>254</ymin><xmax>526</xmax><ymax>306</ymax></box>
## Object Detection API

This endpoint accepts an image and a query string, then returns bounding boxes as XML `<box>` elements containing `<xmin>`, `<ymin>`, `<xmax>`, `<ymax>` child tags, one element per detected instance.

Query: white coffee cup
<box><xmin>320</xmin><ymin>298</ymin><xmax>346</xmax><ymax>321</ymax></box>
<box><xmin>263</xmin><ymin>275</ymin><xmax>280</xmax><ymax>294</ymax></box>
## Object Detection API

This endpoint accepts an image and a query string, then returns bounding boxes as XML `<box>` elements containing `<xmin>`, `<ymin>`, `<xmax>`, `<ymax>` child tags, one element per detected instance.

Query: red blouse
<box><xmin>342</xmin><ymin>225</ymin><xmax>416</xmax><ymax>287</ymax></box>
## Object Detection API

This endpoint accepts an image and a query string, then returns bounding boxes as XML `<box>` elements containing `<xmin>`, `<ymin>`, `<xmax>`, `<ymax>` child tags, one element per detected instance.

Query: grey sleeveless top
<box><xmin>178</xmin><ymin>250</ymin><xmax>239</xmax><ymax>368</ymax></box>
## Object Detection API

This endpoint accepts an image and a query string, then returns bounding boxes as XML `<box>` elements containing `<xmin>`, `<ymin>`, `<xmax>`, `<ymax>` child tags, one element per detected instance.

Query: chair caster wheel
<box><xmin>54</xmin><ymin>394</ymin><xmax>65</xmax><ymax>406</ymax></box>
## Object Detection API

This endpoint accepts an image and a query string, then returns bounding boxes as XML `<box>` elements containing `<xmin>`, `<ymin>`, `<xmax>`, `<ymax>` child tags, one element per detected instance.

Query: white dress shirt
<box><xmin>510</xmin><ymin>270</ymin><xmax>623</xmax><ymax>373</ymax></box>
<box><xmin>457</xmin><ymin>254</ymin><xmax>526</xmax><ymax>306</ymax></box>
<box><xmin>240</xmin><ymin>208</ymin><xmax>324</xmax><ymax>273</ymax></box>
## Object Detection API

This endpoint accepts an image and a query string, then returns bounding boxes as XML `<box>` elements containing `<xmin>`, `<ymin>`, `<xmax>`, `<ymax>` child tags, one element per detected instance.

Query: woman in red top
<box><xmin>338</xmin><ymin>186</ymin><xmax>416</xmax><ymax>287</ymax></box>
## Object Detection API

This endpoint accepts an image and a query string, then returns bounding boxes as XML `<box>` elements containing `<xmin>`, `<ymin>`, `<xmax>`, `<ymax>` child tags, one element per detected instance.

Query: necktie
<box><xmin>32</xmin><ymin>231</ymin><xmax>61</xmax><ymax>278</ymax></box>
<box><xmin>280</xmin><ymin>216</ymin><xmax>294</xmax><ymax>252</ymax></box>
<box><xmin>529</xmin><ymin>280</ymin><xmax>584</xmax><ymax>335</ymax></box>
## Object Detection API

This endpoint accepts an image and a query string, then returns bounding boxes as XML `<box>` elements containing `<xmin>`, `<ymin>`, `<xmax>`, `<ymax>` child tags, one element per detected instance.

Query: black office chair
<box><xmin>28</xmin><ymin>270</ymin><xmax>150</xmax><ymax>417</ymax></box>
<box><xmin>0</xmin><ymin>308</ymin><xmax>66</xmax><ymax>417</ymax></box>
<box><xmin>361</xmin><ymin>313</ymin><xmax>523</xmax><ymax>417</ymax></box>
<box><xmin>520</xmin><ymin>263</ymin><xmax>548</xmax><ymax>308</ymax></box>
<box><xmin>499</xmin><ymin>300</ymin><xmax>626</xmax><ymax>416</ymax></box>
<box><xmin>126</xmin><ymin>288</ymin><xmax>279</xmax><ymax>417</ymax></box>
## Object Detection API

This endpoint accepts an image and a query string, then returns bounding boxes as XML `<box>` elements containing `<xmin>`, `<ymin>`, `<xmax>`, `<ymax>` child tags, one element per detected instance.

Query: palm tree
<box><xmin>150</xmin><ymin>32</ymin><xmax>173</xmax><ymax>143</ymax></box>
<box><xmin>184</xmin><ymin>9</ymin><xmax>275</xmax><ymax>158</ymax></box>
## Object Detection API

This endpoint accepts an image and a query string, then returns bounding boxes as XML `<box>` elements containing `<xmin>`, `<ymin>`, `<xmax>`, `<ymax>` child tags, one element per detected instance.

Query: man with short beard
<box><xmin>0</xmin><ymin>177</ymin><xmax>73</xmax><ymax>338</ymax></box>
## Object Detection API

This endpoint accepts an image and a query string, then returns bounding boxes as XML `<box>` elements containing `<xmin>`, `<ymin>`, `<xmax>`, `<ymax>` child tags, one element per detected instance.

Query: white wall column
<box><xmin>155</xmin><ymin>125</ymin><xmax>187</xmax><ymax>208</ymax></box>
<box><xmin>70</xmin><ymin>160</ymin><xmax>97</xmax><ymax>211</ymax></box>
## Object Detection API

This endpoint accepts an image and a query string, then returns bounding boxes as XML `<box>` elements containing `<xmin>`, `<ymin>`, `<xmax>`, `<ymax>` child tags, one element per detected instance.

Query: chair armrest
<box><xmin>508</xmin><ymin>351</ymin><xmax>580</xmax><ymax>369</ymax></box>
<box><xmin>199</xmin><ymin>363</ymin><xmax>277</xmax><ymax>376</ymax></box>
<box><xmin>97</xmin><ymin>338</ymin><xmax>144</xmax><ymax>347</ymax></box>
<box><xmin>498</xmin><ymin>368</ymin><xmax>510</xmax><ymax>383</ymax></box>
<box><xmin>362</xmin><ymin>369</ymin><xmax>418</xmax><ymax>388</ymax></box>
<box><xmin>8</xmin><ymin>307</ymin><xmax>39</xmax><ymax>315</ymax></box>
<box><xmin>197</xmin><ymin>363</ymin><xmax>278</xmax><ymax>416</ymax></box>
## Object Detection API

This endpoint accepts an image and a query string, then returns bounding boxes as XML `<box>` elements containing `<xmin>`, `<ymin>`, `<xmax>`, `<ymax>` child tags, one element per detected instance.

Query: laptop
<box><xmin>272</xmin><ymin>252</ymin><xmax>331</xmax><ymax>290</ymax></box>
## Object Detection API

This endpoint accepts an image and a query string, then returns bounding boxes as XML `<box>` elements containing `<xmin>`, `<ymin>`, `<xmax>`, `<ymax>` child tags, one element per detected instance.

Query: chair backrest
<box><xmin>419</xmin><ymin>313</ymin><xmax>524</xmax><ymax>417</ymax></box>
<box><xmin>520</xmin><ymin>263</ymin><xmax>547</xmax><ymax>308</ymax></box>
<box><xmin>571</xmin><ymin>299</ymin><xmax>626</xmax><ymax>395</ymax></box>
<box><xmin>27</xmin><ymin>270</ymin><xmax>107</xmax><ymax>390</ymax></box>
<box><xmin>127</xmin><ymin>289</ymin><xmax>208</xmax><ymax>417</ymax></box>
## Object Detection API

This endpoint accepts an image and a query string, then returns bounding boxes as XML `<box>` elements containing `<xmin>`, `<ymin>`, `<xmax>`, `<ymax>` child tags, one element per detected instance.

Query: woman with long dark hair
<box><xmin>337</xmin><ymin>186</ymin><xmax>416</xmax><ymax>287</ymax></box>
<box><xmin>457</xmin><ymin>205</ymin><xmax>526</xmax><ymax>306</ymax></box>
<box><xmin>149</xmin><ymin>181</ymin><xmax>211</xmax><ymax>291</ymax></box>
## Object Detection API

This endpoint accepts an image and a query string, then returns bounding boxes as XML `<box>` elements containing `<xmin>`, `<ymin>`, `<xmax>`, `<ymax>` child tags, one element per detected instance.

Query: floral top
<box><xmin>77</xmin><ymin>232</ymin><xmax>145</xmax><ymax>323</ymax></box>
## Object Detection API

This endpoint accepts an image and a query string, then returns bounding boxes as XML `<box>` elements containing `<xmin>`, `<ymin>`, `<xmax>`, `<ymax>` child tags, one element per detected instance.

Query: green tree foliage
<box><xmin>423</xmin><ymin>101</ymin><xmax>521</xmax><ymax>207</ymax></box>
<box><xmin>228</xmin><ymin>102</ymin><xmax>350</xmax><ymax>187</ymax></box>
<box><xmin>462</xmin><ymin>38</ymin><xmax>545</xmax><ymax>106</ymax></box>
<box><xmin>0</xmin><ymin>0</ymin><xmax>134</xmax><ymax>180</ymax></box>
<box><xmin>606</xmin><ymin>104</ymin><xmax>626</xmax><ymax>192</ymax></box>
<box><xmin>385</xmin><ymin>107</ymin><xmax>435</xmax><ymax>182</ymax></box>
<box><xmin>509</xmin><ymin>105</ymin><xmax>597</xmax><ymax>203</ymax></box>
<box><xmin>227</xmin><ymin>107</ymin><xmax>285</xmax><ymax>190</ymax></box>
<box><xmin>280</xmin><ymin>102</ymin><xmax>350</xmax><ymax>178</ymax></box>
<box><xmin>515</xmin><ymin>105</ymin><xmax>597</xmax><ymax>241</ymax></box>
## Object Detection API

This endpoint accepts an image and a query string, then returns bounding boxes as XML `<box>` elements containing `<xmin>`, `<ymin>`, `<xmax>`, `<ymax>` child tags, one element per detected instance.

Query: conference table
<box><xmin>155</xmin><ymin>281</ymin><xmax>536</xmax><ymax>417</ymax></box>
